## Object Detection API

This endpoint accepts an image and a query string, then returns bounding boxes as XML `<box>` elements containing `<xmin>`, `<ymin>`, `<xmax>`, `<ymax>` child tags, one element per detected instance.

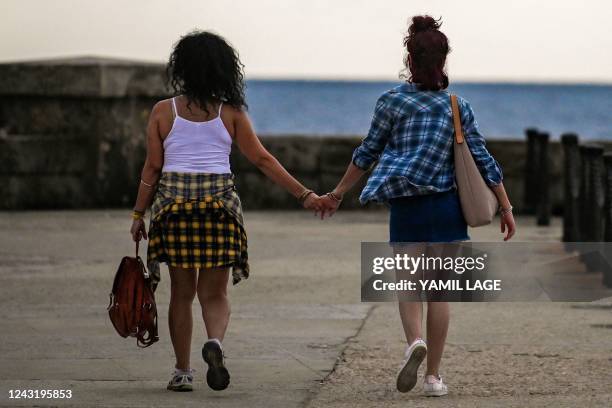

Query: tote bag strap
<box><xmin>450</xmin><ymin>94</ymin><xmax>465</xmax><ymax>144</ymax></box>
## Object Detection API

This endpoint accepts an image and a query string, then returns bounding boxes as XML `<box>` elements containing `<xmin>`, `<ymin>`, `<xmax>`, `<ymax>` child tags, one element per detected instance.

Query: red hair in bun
<box><xmin>403</xmin><ymin>15</ymin><xmax>450</xmax><ymax>91</ymax></box>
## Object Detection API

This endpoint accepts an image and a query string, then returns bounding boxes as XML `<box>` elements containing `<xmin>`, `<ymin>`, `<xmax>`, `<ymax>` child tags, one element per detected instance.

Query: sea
<box><xmin>245</xmin><ymin>80</ymin><xmax>612</xmax><ymax>140</ymax></box>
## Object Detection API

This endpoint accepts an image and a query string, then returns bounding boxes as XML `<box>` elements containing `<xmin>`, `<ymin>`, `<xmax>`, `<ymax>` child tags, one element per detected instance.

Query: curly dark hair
<box><xmin>402</xmin><ymin>15</ymin><xmax>450</xmax><ymax>91</ymax></box>
<box><xmin>167</xmin><ymin>30</ymin><xmax>247</xmax><ymax>113</ymax></box>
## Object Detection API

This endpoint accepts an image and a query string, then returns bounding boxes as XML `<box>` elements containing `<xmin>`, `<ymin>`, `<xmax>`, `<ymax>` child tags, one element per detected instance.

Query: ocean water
<box><xmin>245</xmin><ymin>80</ymin><xmax>612</xmax><ymax>140</ymax></box>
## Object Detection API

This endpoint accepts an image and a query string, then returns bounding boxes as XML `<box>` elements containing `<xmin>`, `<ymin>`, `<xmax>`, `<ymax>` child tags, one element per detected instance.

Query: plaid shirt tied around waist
<box><xmin>352</xmin><ymin>83</ymin><xmax>503</xmax><ymax>204</ymax></box>
<box><xmin>147</xmin><ymin>172</ymin><xmax>248</xmax><ymax>287</ymax></box>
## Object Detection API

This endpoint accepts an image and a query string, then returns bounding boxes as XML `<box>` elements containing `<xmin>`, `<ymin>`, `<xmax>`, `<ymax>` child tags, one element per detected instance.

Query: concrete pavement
<box><xmin>0</xmin><ymin>211</ymin><xmax>611</xmax><ymax>407</ymax></box>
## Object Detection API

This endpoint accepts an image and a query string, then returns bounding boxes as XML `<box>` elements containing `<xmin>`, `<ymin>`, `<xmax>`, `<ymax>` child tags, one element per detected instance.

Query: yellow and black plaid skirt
<box><xmin>146</xmin><ymin>172</ymin><xmax>249</xmax><ymax>287</ymax></box>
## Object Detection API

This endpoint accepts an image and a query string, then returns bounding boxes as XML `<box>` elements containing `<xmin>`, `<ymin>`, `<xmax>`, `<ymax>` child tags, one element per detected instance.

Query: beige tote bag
<box><xmin>450</xmin><ymin>94</ymin><xmax>498</xmax><ymax>227</ymax></box>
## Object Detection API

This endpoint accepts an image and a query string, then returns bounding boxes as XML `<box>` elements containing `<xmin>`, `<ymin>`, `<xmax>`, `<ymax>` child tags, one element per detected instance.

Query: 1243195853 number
<box><xmin>9</xmin><ymin>389</ymin><xmax>72</xmax><ymax>399</ymax></box>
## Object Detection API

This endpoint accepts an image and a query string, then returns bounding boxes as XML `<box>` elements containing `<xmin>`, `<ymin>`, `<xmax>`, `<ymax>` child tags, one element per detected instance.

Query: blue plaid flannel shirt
<box><xmin>353</xmin><ymin>83</ymin><xmax>503</xmax><ymax>204</ymax></box>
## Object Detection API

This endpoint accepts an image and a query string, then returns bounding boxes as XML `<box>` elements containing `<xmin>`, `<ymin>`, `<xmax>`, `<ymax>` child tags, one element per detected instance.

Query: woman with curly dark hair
<box><xmin>319</xmin><ymin>16</ymin><xmax>515</xmax><ymax>396</ymax></box>
<box><xmin>129</xmin><ymin>30</ymin><xmax>322</xmax><ymax>392</ymax></box>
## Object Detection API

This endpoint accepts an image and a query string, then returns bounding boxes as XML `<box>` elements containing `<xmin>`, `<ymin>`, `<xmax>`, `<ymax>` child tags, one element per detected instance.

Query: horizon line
<box><xmin>2</xmin><ymin>54</ymin><xmax>611</xmax><ymax>86</ymax></box>
<box><xmin>246</xmin><ymin>75</ymin><xmax>612</xmax><ymax>86</ymax></box>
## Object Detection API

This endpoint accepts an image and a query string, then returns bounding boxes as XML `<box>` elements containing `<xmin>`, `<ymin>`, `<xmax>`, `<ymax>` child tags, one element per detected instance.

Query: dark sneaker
<box><xmin>202</xmin><ymin>340</ymin><xmax>230</xmax><ymax>391</ymax></box>
<box><xmin>167</xmin><ymin>369</ymin><xmax>194</xmax><ymax>392</ymax></box>
<box><xmin>396</xmin><ymin>338</ymin><xmax>427</xmax><ymax>393</ymax></box>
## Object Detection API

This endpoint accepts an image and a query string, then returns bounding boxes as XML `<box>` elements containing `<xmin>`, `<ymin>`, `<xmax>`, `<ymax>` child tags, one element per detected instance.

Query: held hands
<box><xmin>302</xmin><ymin>193</ymin><xmax>322</xmax><ymax>212</ymax></box>
<box><xmin>300</xmin><ymin>190</ymin><xmax>342</xmax><ymax>219</ymax></box>
<box><xmin>316</xmin><ymin>192</ymin><xmax>342</xmax><ymax>218</ymax></box>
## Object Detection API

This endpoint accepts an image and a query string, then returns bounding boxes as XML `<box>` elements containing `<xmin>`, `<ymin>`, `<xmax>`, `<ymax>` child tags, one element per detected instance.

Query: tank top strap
<box><xmin>171</xmin><ymin>97</ymin><xmax>178</xmax><ymax>118</ymax></box>
<box><xmin>217</xmin><ymin>101</ymin><xmax>223</xmax><ymax>117</ymax></box>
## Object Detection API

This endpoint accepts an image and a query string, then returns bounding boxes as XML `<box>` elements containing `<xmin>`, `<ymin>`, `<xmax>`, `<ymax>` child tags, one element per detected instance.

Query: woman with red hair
<box><xmin>319</xmin><ymin>15</ymin><xmax>516</xmax><ymax>397</ymax></box>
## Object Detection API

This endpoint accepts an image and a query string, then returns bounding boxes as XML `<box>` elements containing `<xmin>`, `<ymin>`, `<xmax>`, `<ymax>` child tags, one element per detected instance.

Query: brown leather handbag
<box><xmin>450</xmin><ymin>94</ymin><xmax>499</xmax><ymax>227</ymax></box>
<box><xmin>107</xmin><ymin>242</ymin><xmax>159</xmax><ymax>348</ymax></box>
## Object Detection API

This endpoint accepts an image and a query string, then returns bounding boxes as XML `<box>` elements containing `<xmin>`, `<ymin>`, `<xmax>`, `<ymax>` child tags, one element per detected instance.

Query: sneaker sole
<box><xmin>396</xmin><ymin>345</ymin><xmax>427</xmax><ymax>393</ymax></box>
<box><xmin>166</xmin><ymin>383</ymin><xmax>193</xmax><ymax>392</ymax></box>
<box><xmin>424</xmin><ymin>388</ymin><xmax>448</xmax><ymax>397</ymax></box>
<box><xmin>202</xmin><ymin>342</ymin><xmax>230</xmax><ymax>391</ymax></box>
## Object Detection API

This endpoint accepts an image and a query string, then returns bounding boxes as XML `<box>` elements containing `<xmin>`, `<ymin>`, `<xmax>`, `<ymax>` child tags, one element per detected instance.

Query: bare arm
<box><xmin>333</xmin><ymin>163</ymin><xmax>366</xmax><ymax>197</ymax></box>
<box><xmin>317</xmin><ymin>95</ymin><xmax>393</xmax><ymax>217</ymax></box>
<box><xmin>130</xmin><ymin>103</ymin><xmax>164</xmax><ymax>241</ymax></box>
<box><xmin>491</xmin><ymin>183</ymin><xmax>511</xmax><ymax>211</ymax></box>
<box><xmin>233</xmin><ymin>109</ymin><xmax>320</xmax><ymax>208</ymax></box>
<box><xmin>316</xmin><ymin>162</ymin><xmax>366</xmax><ymax>217</ymax></box>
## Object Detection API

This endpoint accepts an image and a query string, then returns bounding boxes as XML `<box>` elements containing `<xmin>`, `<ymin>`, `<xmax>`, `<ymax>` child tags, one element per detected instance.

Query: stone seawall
<box><xmin>0</xmin><ymin>57</ymin><xmax>577</xmax><ymax>212</ymax></box>
<box><xmin>0</xmin><ymin>130</ymin><xmax>560</xmax><ymax>212</ymax></box>
<box><xmin>230</xmin><ymin>136</ymin><xmax>539</xmax><ymax>212</ymax></box>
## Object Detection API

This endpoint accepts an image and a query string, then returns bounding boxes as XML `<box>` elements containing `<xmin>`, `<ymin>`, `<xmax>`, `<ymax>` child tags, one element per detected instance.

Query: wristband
<box><xmin>132</xmin><ymin>210</ymin><xmax>145</xmax><ymax>220</ymax></box>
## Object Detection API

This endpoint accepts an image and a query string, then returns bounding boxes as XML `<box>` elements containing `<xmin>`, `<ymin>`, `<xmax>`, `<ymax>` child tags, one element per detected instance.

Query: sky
<box><xmin>1</xmin><ymin>0</ymin><xmax>611</xmax><ymax>83</ymax></box>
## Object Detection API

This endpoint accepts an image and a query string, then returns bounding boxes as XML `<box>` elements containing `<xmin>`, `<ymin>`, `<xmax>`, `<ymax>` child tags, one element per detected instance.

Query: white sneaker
<box><xmin>396</xmin><ymin>338</ymin><xmax>427</xmax><ymax>392</ymax></box>
<box><xmin>166</xmin><ymin>369</ymin><xmax>194</xmax><ymax>392</ymax></box>
<box><xmin>423</xmin><ymin>374</ymin><xmax>448</xmax><ymax>397</ymax></box>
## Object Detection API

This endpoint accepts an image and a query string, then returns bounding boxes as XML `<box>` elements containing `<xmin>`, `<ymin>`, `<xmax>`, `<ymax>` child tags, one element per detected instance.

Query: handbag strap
<box><xmin>450</xmin><ymin>94</ymin><xmax>465</xmax><ymax>144</ymax></box>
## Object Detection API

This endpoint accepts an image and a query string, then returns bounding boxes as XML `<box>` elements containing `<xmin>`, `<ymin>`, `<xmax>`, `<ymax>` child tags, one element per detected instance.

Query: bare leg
<box><xmin>168</xmin><ymin>266</ymin><xmax>197</xmax><ymax>370</ymax></box>
<box><xmin>197</xmin><ymin>267</ymin><xmax>231</xmax><ymax>341</ymax></box>
<box><xmin>425</xmin><ymin>301</ymin><xmax>449</xmax><ymax>376</ymax></box>
<box><xmin>394</xmin><ymin>243</ymin><xmax>430</xmax><ymax>393</ymax></box>
<box><xmin>395</xmin><ymin>243</ymin><xmax>427</xmax><ymax>344</ymax></box>
<box><xmin>398</xmin><ymin>302</ymin><xmax>423</xmax><ymax>343</ymax></box>
<box><xmin>423</xmin><ymin>243</ymin><xmax>454</xmax><ymax>376</ymax></box>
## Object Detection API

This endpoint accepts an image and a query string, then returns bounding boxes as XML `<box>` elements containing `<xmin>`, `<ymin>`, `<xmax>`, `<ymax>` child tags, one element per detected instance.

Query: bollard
<box><xmin>602</xmin><ymin>153</ymin><xmax>612</xmax><ymax>287</ymax></box>
<box><xmin>535</xmin><ymin>132</ymin><xmax>550</xmax><ymax>226</ymax></box>
<box><xmin>523</xmin><ymin>128</ymin><xmax>539</xmax><ymax>214</ymax></box>
<box><xmin>586</xmin><ymin>144</ymin><xmax>605</xmax><ymax>242</ymax></box>
<box><xmin>578</xmin><ymin>145</ymin><xmax>605</xmax><ymax>272</ymax></box>
<box><xmin>578</xmin><ymin>145</ymin><xmax>591</xmax><ymax>241</ymax></box>
<box><xmin>604</xmin><ymin>153</ymin><xmax>612</xmax><ymax>241</ymax></box>
<box><xmin>561</xmin><ymin>133</ymin><xmax>580</xmax><ymax>241</ymax></box>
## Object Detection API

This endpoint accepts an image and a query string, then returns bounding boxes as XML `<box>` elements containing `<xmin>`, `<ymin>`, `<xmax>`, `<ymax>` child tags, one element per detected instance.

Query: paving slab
<box><xmin>1</xmin><ymin>211</ymin><xmax>610</xmax><ymax>407</ymax></box>
<box><xmin>0</xmin><ymin>210</ymin><xmax>378</xmax><ymax>407</ymax></box>
<box><xmin>306</xmin><ymin>215</ymin><xmax>612</xmax><ymax>408</ymax></box>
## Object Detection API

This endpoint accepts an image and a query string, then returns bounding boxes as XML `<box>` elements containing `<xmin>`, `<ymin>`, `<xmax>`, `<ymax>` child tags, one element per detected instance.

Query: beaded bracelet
<box><xmin>499</xmin><ymin>206</ymin><xmax>513</xmax><ymax>215</ymax></box>
<box><xmin>326</xmin><ymin>191</ymin><xmax>343</xmax><ymax>202</ymax></box>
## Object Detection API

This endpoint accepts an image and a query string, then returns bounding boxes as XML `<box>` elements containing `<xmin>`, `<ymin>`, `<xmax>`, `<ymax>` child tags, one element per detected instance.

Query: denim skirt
<box><xmin>389</xmin><ymin>189</ymin><xmax>469</xmax><ymax>243</ymax></box>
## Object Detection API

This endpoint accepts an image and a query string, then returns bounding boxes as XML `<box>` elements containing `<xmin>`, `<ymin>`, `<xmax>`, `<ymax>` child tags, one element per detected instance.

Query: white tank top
<box><xmin>162</xmin><ymin>97</ymin><xmax>232</xmax><ymax>173</ymax></box>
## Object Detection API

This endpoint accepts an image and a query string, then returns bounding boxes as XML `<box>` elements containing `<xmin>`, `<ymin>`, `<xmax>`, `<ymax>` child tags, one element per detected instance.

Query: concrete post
<box><xmin>578</xmin><ymin>145</ymin><xmax>591</xmax><ymax>241</ymax></box>
<box><xmin>582</xmin><ymin>144</ymin><xmax>605</xmax><ymax>242</ymax></box>
<box><xmin>561</xmin><ymin>133</ymin><xmax>580</xmax><ymax>241</ymax></box>
<box><xmin>602</xmin><ymin>153</ymin><xmax>612</xmax><ymax>286</ymax></box>
<box><xmin>577</xmin><ymin>145</ymin><xmax>605</xmax><ymax>273</ymax></box>
<box><xmin>588</xmin><ymin>144</ymin><xmax>605</xmax><ymax>242</ymax></box>
<box><xmin>535</xmin><ymin>132</ymin><xmax>550</xmax><ymax>226</ymax></box>
<box><xmin>523</xmin><ymin>128</ymin><xmax>539</xmax><ymax>214</ymax></box>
